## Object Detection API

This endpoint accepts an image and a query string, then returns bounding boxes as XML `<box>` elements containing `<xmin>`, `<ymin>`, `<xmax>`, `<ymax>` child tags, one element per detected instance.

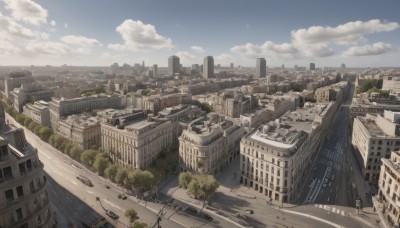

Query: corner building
<box><xmin>240</xmin><ymin>102</ymin><xmax>336</xmax><ymax>203</ymax></box>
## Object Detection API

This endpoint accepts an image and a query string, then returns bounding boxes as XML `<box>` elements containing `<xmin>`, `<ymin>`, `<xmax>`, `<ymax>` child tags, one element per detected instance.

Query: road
<box><xmin>6</xmin><ymin>113</ymin><xmax>237</xmax><ymax>228</ymax></box>
<box><xmin>298</xmin><ymin>83</ymin><xmax>356</xmax><ymax>207</ymax></box>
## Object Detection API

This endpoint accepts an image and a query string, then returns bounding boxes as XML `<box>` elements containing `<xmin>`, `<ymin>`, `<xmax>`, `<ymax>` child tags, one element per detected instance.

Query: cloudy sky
<box><xmin>0</xmin><ymin>0</ymin><xmax>399</xmax><ymax>67</ymax></box>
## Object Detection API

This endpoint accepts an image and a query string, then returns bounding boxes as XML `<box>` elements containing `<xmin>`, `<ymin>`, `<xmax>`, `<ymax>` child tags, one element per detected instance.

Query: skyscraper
<box><xmin>255</xmin><ymin>58</ymin><xmax>266</xmax><ymax>78</ymax></box>
<box><xmin>168</xmin><ymin>56</ymin><xmax>180</xmax><ymax>76</ymax></box>
<box><xmin>310</xmin><ymin>63</ymin><xmax>316</xmax><ymax>70</ymax></box>
<box><xmin>203</xmin><ymin>56</ymin><xmax>214</xmax><ymax>79</ymax></box>
<box><xmin>153</xmin><ymin>64</ymin><xmax>158</xmax><ymax>77</ymax></box>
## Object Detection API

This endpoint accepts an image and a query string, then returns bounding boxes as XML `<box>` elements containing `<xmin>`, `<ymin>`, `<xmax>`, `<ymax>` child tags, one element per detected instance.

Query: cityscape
<box><xmin>0</xmin><ymin>0</ymin><xmax>400</xmax><ymax>228</ymax></box>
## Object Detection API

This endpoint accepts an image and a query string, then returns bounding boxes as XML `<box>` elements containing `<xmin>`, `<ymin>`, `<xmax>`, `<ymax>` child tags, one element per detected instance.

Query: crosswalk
<box><xmin>315</xmin><ymin>204</ymin><xmax>348</xmax><ymax>216</ymax></box>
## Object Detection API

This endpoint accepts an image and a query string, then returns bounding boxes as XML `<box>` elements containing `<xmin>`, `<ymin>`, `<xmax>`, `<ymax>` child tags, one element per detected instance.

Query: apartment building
<box><xmin>56</xmin><ymin>114</ymin><xmax>101</xmax><ymax>150</ymax></box>
<box><xmin>23</xmin><ymin>101</ymin><xmax>51</xmax><ymax>127</ymax></box>
<box><xmin>101</xmin><ymin>114</ymin><xmax>173</xmax><ymax>169</ymax></box>
<box><xmin>240</xmin><ymin>102</ymin><xmax>336</xmax><ymax>203</ymax></box>
<box><xmin>49</xmin><ymin>94</ymin><xmax>122</xmax><ymax>130</ymax></box>
<box><xmin>352</xmin><ymin>111</ymin><xmax>400</xmax><ymax>183</ymax></box>
<box><xmin>376</xmin><ymin>151</ymin><xmax>400</xmax><ymax>226</ymax></box>
<box><xmin>179</xmin><ymin>113</ymin><xmax>245</xmax><ymax>174</ymax></box>
<box><xmin>210</xmin><ymin>90</ymin><xmax>257</xmax><ymax>118</ymax></box>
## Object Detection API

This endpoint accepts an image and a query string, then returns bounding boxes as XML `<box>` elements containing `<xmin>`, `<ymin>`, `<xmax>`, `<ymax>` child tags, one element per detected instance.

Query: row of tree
<box><xmin>125</xmin><ymin>208</ymin><xmax>147</xmax><ymax>228</ymax></box>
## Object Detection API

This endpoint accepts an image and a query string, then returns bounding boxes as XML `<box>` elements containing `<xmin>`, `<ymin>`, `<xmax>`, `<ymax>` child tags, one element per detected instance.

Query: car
<box><xmin>185</xmin><ymin>207</ymin><xmax>197</xmax><ymax>214</ymax></box>
<box><xmin>117</xmin><ymin>194</ymin><xmax>122</xmax><ymax>199</ymax></box>
<box><xmin>245</xmin><ymin>209</ymin><xmax>254</xmax><ymax>214</ymax></box>
<box><xmin>106</xmin><ymin>210</ymin><xmax>119</xmax><ymax>220</ymax></box>
<box><xmin>105</xmin><ymin>184</ymin><xmax>110</xmax><ymax>189</ymax></box>
<box><xmin>201</xmin><ymin>213</ymin><xmax>213</xmax><ymax>221</ymax></box>
<box><xmin>121</xmin><ymin>194</ymin><xmax>127</xmax><ymax>200</ymax></box>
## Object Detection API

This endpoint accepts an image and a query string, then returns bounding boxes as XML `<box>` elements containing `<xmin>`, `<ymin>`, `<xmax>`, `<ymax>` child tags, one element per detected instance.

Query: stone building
<box><xmin>179</xmin><ymin>113</ymin><xmax>245</xmax><ymax>174</ymax></box>
<box><xmin>352</xmin><ymin>111</ymin><xmax>400</xmax><ymax>183</ymax></box>
<box><xmin>22</xmin><ymin>101</ymin><xmax>51</xmax><ymax>127</ymax></box>
<box><xmin>240</xmin><ymin>102</ymin><xmax>336</xmax><ymax>203</ymax></box>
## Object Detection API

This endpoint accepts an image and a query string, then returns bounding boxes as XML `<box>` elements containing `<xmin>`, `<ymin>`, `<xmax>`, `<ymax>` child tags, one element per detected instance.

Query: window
<box><xmin>16</xmin><ymin>186</ymin><xmax>23</xmax><ymax>198</ymax></box>
<box><xmin>5</xmin><ymin>189</ymin><xmax>14</xmax><ymax>201</ymax></box>
<box><xmin>16</xmin><ymin>208</ymin><xmax>23</xmax><ymax>220</ymax></box>
<box><xmin>3</xmin><ymin>166</ymin><xmax>12</xmax><ymax>180</ymax></box>
<box><xmin>19</xmin><ymin>163</ymin><xmax>26</xmax><ymax>175</ymax></box>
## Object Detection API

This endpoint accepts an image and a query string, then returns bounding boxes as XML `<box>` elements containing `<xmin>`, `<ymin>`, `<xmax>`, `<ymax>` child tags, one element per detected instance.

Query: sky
<box><xmin>0</xmin><ymin>0</ymin><xmax>399</xmax><ymax>67</ymax></box>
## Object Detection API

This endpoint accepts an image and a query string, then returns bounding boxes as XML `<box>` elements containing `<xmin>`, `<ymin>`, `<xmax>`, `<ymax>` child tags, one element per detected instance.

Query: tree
<box><xmin>80</xmin><ymin>149</ymin><xmax>98</xmax><ymax>166</ymax></box>
<box><xmin>28</xmin><ymin>121</ymin><xmax>39</xmax><ymax>131</ymax></box>
<box><xmin>16</xmin><ymin>114</ymin><xmax>26</xmax><ymax>124</ymax></box>
<box><xmin>125</xmin><ymin>208</ymin><xmax>138</xmax><ymax>223</ymax></box>
<box><xmin>200</xmin><ymin>102</ymin><xmax>213</xmax><ymax>113</ymax></box>
<box><xmin>115</xmin><ymin>167</ymin><xmax>128</xmax><ymax>185</ymax></box>
<box><xmin>33</xmin><ymin>125</ymin><xmax>42</xmax><ymax>134</ymax></box>
<box><xmin>93</xmin><ymin>157</ymin><xmax>108</xmax><ymax>176</ymax></box>
<box><xmin>186</xmin><ymin>174</ymin><xmax>219</xmax><ymax>212</ymax></box>
<box><xmin>24</xmin><ymin>117</ymin><xmax>32</xmax><ymax>127</ymax></box>
<box><xmin>179</xmin><ymin>172</ymin><xmax>193</xmax><ymax>189</ymax></box>
<box><xmin>69</xmin><ymin>146</ymin><xmax>82</xmax><ymax>159</ymax></box>
<box><xmin>105</xmin><ymin>164</ymin><xmax>119</xmax><ymax>181</ymax></box>
<box><xmin>131</xmin><ymin>221</ymin><xmax>147</xmax><ymax>228</ymax></box>
<box><xmin>38</xmin><ymin>127</ymin><xmax>53</xmax><ymax>142</ymax></box>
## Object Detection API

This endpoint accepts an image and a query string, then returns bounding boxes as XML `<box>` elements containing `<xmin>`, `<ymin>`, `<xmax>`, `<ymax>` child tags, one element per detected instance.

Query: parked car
<box><xmin>106</xmin><ymin>210</ymin><xmax>119</xmax><ymax>220</ymax></box>
<box><xmin>201</xmin><ymin>213</ymin><xmax>213</xmax><ymax>221</ymax></box>
<box><xmin>245</xmin><ymin>209</ymin><xmax>254</xmax><ymax>214</ymax></box>
<box><xmin>185</xmin><ymin>207</ymin><xmax>197</xmax><ymax>214</ymax></box>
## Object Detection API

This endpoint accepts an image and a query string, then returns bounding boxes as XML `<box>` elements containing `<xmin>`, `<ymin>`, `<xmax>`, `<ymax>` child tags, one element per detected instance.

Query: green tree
<box><xmin>187</xmin><ymin>174</ymin><xmax>219</xmax><ymax>212</ymax></box>
<box><xmin>105</xmin><ymin>164</ymin><xmax>119</xmax><ymax>181</ymax></box>
<box><xmin>16</xmin><ymin>114</ymin><xmax>26</xmax><ymax>124</ymax></box>
<box><xmin>200</xmin><ymin>102</ymin><xmax>213</xmax><ymax>113</ymax></box>
<box><xmin>115</xmin><ymin>167</ymin><xmax>128</xmax><ymax>185</ymax></box>
<box><xmin>125</xmin><ymin>208</ymin><xmax>138</xmax><ymax>223</ymax></box>
<box><xmin>38</xmin><ymin>127</ymin><xmax>53</xmax><ymax>142</ymax></box>
<box><xmin>33</xmin><ymin>125</ymin><xmax>42</xmax><ymax>134</ymax></box>
<box><xmin>63</xmin><ymin>143</ymin><xmax>73</xmax><ymax>154</ymax></box>
<box><xmin>28</xmin><ymin>121</ymin><xmax>39</xmax><ymax>131</ymax></box>
<box><xmin>69</xmin><ymin>146</ymin><xmax>82</xmax><ymax>159</ymax></box>
<box><xmin>23</xmin><ymin>117</ymin><xmax>33</xmax><ymax>127</ymax></box>
<box><xmin>93</xmin><ymin>157</ymin><xmax>108</xmax><ymax>176</ymax></box>
<box><xmin>80</xmin><ymin>149</ymin><xmax>98</xmax><ymax>166</ymax></box>
<box><xmin>179</xmin><ymin>172</ymin><xmax>193</xmax><ymax>189</ymax></box>
<box><xmin>131</xmin><ymin>221</ymin><xmax>147</xmax><ymax>228</ymax></box>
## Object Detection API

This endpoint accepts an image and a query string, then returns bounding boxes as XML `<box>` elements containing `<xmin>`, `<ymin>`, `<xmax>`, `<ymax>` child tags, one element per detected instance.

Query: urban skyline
<box><xmin>0</xmin><ymin>0</ymin><xmax>399</xmax><ymax>67</ymax></box>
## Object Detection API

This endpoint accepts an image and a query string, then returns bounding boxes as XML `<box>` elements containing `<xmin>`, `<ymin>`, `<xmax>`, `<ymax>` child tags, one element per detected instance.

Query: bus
<box><xmin>77</xmin><ymin>175</ymin><xmax>93</xmax><ymax>187</ymax></box>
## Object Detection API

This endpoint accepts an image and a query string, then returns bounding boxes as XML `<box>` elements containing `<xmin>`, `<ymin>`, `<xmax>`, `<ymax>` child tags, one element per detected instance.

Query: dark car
<box><xmin>201</xmin><ymin>213</ymin><xmax>213</xmax><ymax>221</ymax></box>
<box><xmin>105</xmin><ymin>184</ymin><xmax>110</xmax><ymax>189</ymax></box>
<box><xmin>185</xmin><ymin>207</ymin><xmax>197</xmax><ymax>214</ymax></box>
<box><xmin>118</xmin><ymin>194</ymin><xmax>127</xmax><ymax>200</ymax></box>
<box><xmin>106</xmin><ymin>210</ymin><xmax>119</xmax><ymax>220</ymax></box>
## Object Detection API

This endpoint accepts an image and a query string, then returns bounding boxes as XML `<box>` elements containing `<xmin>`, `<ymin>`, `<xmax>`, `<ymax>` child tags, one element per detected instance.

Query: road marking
<box><xmin>341</xmin><ymin>211</ymin><xmax>345</xmax><ymax>216</ymax></box>
<box><xmin>282</xmin><ymin>209</ymin><xmax>345</xmax><ymax>228</ymax></box>
<box><xmin>85</xmin><ymin>190</ymin><xmax>94</xmax><ymax>194</ymax></box>
<box><xmin>39</xmin><ymin>151</ymin><xmax>53</xmax><ymax>160</ymax></box>
<box><xmin>103</xmin><ymin>199</ymin><xmax>124</xmax><ymax>211</ymax></box>
<box><xmin>332</xmin><ymin>208</ymin><xmax>336</xmax><ymax>213</ymax></box>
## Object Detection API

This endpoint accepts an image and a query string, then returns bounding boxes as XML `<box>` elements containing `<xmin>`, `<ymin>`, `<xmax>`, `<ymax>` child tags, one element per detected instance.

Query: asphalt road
<box><xmin>298</xmin><ymin>83</ymin><xmax>356</xmax><ymax>207</ymax></box>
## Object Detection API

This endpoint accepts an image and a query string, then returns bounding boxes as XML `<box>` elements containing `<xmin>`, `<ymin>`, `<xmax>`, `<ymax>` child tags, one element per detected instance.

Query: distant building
<box><xmin>310</xmin><ymin>63</ymin><xmax>316</xmax><ymax>70</ymax></box>
<box><xmin>179</xmin><ymin>113</ymin><xmax>245</xmax><ymax>174</ymax></box>
<box><xmin>10</xmin><ymin>83</ymin><xmax>53</xmax><ymax>112</ymax></box>
<box><xmin>255</xmin><ymin>58</ymin><xmax>266</xmax><ymax>79</ymax></box>
<box><xmin>153</xmin><ymin>64</ymin><xmax>158</xmax><ymax>77</ymax></box>
<box><xmin>168</xmin><ymin>56</ymin><xmax>180</xmax><ymax>76</ymax></box>
<box><xmin>203</xmin><ymin>56</ymin><xmax>214</xmax><ymax>79</ymax></box>
<box><xmin>352</xmin><ymin>111</ymin><xmax>400</xmax><ymax>183</ymax></box>
<box><xmin>230</xmin><ymin>63</ymin><xmax>234</xmax><ymax>69</ymax></box>
<box><xmin>341</xmin><ymin>63</ymin><xmax>346</xmax><ymax>69</ymax></box>
<box><xmin>4</xmin><ymin>71</ymin><xmax>34</xmax><ymax>98</ymax></box>
<box><xmin>267</xmin><ymin>74</ymin><xmax>278</xmax><ymax>84</ymax></box>
<box><xmin>210</xmin><ymin>90</ymin><xmax>257</xmax><ymax>118</ymax></box>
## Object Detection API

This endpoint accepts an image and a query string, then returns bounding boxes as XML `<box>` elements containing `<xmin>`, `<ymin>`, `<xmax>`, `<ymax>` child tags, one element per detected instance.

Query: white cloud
<box><xmin>215</xmin><ymin>53</ymin><xmax>235</xmax><ymax>65</ymax></box>
<box><xmin>342</xmin><ymin>42</ymin><xmax>392</xmax><ymax>56</ymax></box>
<box><xmin>231</xmin><ymin>19</ymin><xmax>399</xmax><ymax>59</ymax></box>
<box><xmin>2</xmin><ymin>0</ymin><xmax>48</xmax><ymax>25</ymax></box>
<box><xmin>61</xmin><ymin>35</ymin><xmax>102</xmax><ymax>47</ymax></box>
<box><xmin>39</xmin><ymin>32</ymin><xmax>50</xmax><ymax>40</ymax></box>
<box><xmin>108</xmin><ymin>19</ymin><xmax>173</xmax><ymax>51</ymax></box>
<box><xmin>191</xmin><ymin>45</ymin><xmax>205</xmax><ymax>53</ymax></box>
<box><xmin>291</xmin><ymin>19</ymin><xmax>399</xmax><ymax>46</ymax></box>
<box><xmin>50</xmin><ymin>20</ymin><xmax>56</xmax><ymax>26</ymax></box>
<box><xmin>64</xmin><ymin>23</ymin><xmax>68</xmax><ymax>29</ymax></box>
<box><xmin>176</xmin><ymin>51</ymin><xmax>197</xmax><ymax>65</ymax></box>
<box><xmin>0</xmin><ymin>12</ymin><xmax>36</xmax><ymax>39</ymax></box>
<box><xmin>231</xmin><ymin>41</ymin><xmax>298</xmax><ymax>58</ymax></box>
<box><xmin>0</xmin><ymin>40</ymin><xmax>19</xmax><ymax>55</ymax></box>
<box><xmin>25</xmin><ymin>41</ymin><xmax>91</xmax><ymax>56</ymax></box>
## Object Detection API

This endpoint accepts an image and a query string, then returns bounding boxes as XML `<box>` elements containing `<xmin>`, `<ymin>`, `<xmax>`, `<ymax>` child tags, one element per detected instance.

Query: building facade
<box><xmin>23</xmin><ymin>101</ymin><xmax>51</xmax><ymax>127</ymax></box>
<box><xmin>203</xmin><ymin>56</ymin><xmax>214</xmax><ymax>79</ymax></box>
<box><xmin>240</xmin><ymin>102</ymin><xmax>336</xmax><ymax>203</ymax></box>
<box><xmin>352</xmin><ymin>111</ymin><xmax>400</xmax><ymax>183</ymax></box>
<box><xmin>376</xmin><ymin>151</ymin><xmax>400</xmax><ymax>226</ymax></box>
<box><xmin>168</xmin><ymin>56</ymin><xmax>180</xmax><ymax>76</ymax></box>
<box><xmin>4</xmin><ymin>71</ymin><xmax>34</xmax><ymax>98</ymax></box>
<box><xmin>179</xmin><ymin>113</ymin><xmax>245</xmax><ymax>174</ymax></box>
<box><xmin>255</xmin><ymin>58</ymin><xmax>266</xmax><ymax>79</ymax></box>
<box><xmin>101</xmin><ymin>115</ymin><xmax>173</xmax><ymax>169</ymax></box>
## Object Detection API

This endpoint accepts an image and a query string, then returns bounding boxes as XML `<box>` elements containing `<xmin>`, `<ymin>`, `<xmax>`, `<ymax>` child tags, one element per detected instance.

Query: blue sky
<box><xmin>0</xmin><ymin>0</ymin><xmax>399</xmax><ymax>67</ymax></box>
